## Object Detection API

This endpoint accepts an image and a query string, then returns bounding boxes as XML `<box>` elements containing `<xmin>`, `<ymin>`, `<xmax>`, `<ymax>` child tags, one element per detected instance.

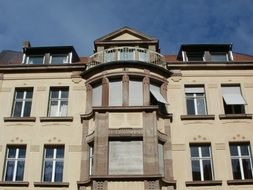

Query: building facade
<box><xmin>0</xmin><ymin>27</ymin><xmax>253</xmax><ymax>190</ymax></box>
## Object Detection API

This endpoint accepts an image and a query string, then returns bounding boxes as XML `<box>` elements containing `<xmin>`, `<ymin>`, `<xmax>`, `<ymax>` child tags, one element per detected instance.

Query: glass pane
<box><xmin>5</xmin><ymin>161</ymin><xmax>14</xmax><ymax>181</ymax></box>
<box><xmin>190</xmin><ymin>146</ymin><xmax>199</xmax><ymax>157</ymax></box>
<box><xmin>43</xmin><ymin>161</ymin><xmax>53</xmax><ymax>182</ymax></box>
<box><xmin>56</xmin><ymin>148</ymin><xmax>64</xmax><ymax>158</ymax></box>
<box><xmin>60</xmin><ymin>101</ymin><xmax>68</xmax><ymax>116</ymax></box>
<box><xmin>210</xmin><ymin>54</ymin><xmax>228</xmax><ymax>61</ymax></box>
<box><xmin>92</xmin><ymin>85</ymin><xmax>102</xmax><ymax>106</ymax></box>
<box><xmin>23</xmin><ymin>101</ymin><xmax>31</xmax><ymax>117</ymax></box>
<box><xmin>230</xmin><ymin>145</ymin><xmax>238</xmax><ymax>156</ymax></box>
<box><xmin>13</xmin><ymin>101</ymin><xmax>22</xmax><ymax>117</ymax></box>
<box><xmin>51</xmin><ymin>90</ymin><xmax>59</xmax><ymax>99</ymax></box>
<box><xmin>26</xmin><ymin>90</ymin><xmax>33</xmax><ymax>99</ymax></box>
<box><xmin>201</xmin><ymin>146</ymin><xmax>210</xmax><ymax>157</ymax></box>
<box><xmin>51</xmin><ymin>55</ymin><xmax>68</xmax><ymax>64</ymax></box>
<box><xmin>49</xmin><ymin>101</ymin><xmax>58</xmax><ymax>117</ymax></box>
<box><xmin>8</xmin><ymin>148</ymin><xmax>16</xmax><ymax>158</ymax></box>
<box><xmin>232</xmin><ymin>159</ymin><xmax>242</xmax><ymax>179</ymax></box>
<box><xmin>241</xmin><ymin>145</ymin><xmax>250</xmax><ymax>156</ymax></box>
<box><xmin>234</xmin><ymin>105</ymin><xmax>245</xmax><ymax>114</ymax></box>
<box><xmin>61</xmin><ymin>90</ymin><xmax>69</xmax><ymax>98</ymax></box>
<box><xmin>16</xmin><ymin>161</ymin><xmax>25</xmax><ymax>181</ymax></box>
<box><xmin>109</xmin><ymin>81</ymin><xmax>122</xmax><ymax>106</ymax></box>
<box><xmin>196</xmin><ymin>98</ymin><xmax>207</xmax><ymax>115</ymax></box>
<box><xmin>186</xmin><ymin>98</ymin><xmax>195</xmax><ymax>115</ymax></box>
<box><xmin>16</xmin><ymin>91</ymin><xmax>24</xmax><ymax>99</ymax></box>
<box><xmin>18</xmin><ymin>148</ymin><xmax>26</xmax><ymax>158</ymax></box>
<box><xmin>129</xmin><ymin>80</ymin><xmax>143</xmax><ymax>106</ymax></box>
<box><xmin>242</xmin><ymin>159</ymin><xmax>253</xmax><ymax>179</ymax></box>
<box><xmin>191</xmin><ymin>160</ymin><xmax>201</xmax><ymax>181</ymax></box>
<box><xmin>28</xmin><ymin>56</ymin><xmax>44</xmax><ymax>64</ymax></box>
<box><xmin>203</xmin><ymin>160</ymin><xmax>213</xmax><ymax>180</ymax></box>
<box><xmin>55</xmin><ymin>162</ymin><xmax>64</xmax><ymax>182</ymax></box>
<box><xmin>45</xmin><ymin>148</ymin><xmax>54</xmax><ymax>158</ymax></box>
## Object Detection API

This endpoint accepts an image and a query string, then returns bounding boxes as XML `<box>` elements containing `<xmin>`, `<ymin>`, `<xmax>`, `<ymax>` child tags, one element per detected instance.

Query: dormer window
<box><xmin>210</xmin><ymin>52</ymin><xmax>228</xmax><ymax>62</ymax></box>
<box><xmin>25</xmin><ymin>55</ymin><xmax>44</xmax><ymax>64</ymax></box>
<box><xmin>50</xmin><ymin>54</ymin><xmax>70</xmax><ymax>64</ymax></box>
<box><xmin>186</xmin><ymin>52</ymin><xmax>204</xmax><ymax>61</ymax></box>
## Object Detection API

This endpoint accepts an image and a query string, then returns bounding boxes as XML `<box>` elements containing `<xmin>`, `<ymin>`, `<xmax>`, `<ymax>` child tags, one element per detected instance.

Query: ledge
<box><xmin>34</xmin><ymin>182</ymin><xmax>69</xmax><ymax>187</ymax></box>
<box><xmin>181</xmin><ymin>115</ymin><xmax>215</xmax><ymax>120</ymax></box>
<box><xmin>161</xmin><ymin>178</ymin><xmax>177</xmax><ymax>187</ymax></box>
<box><xmin>185</xmin><ymin>180</ymin><xmax>222</xmax><ymax>186</ymax></box>
<box><xmin>0</xmin><ymin>181</ymin><xmax>29</xmax><ymax>187</ymax></box>
<box><xmin>77</xmin><ymin>179</ymin><xmax>91</xmax><ymax>186</ymax></box>
<box><xmin>4</xmin><ymin>117</ymin><xmax>36</xmax><ymax>122</ymax></box>
<box><xmin>227</xmin><ymin>179</ymin><xmax>253</xmax><ymax>185</ymax></box>
<box><xmin>90</xmin><ymin>174</ymin><xmax>162</xmax><ymax>181</ymax></box>
<box><xmin>219</xmin><ymin>114</ymin><xmax>252</xmax><ymax>119</ymax></box>
<box><xmin>40</xmin><ymin>116</ymin><xmax>73</xmax><ymax>122</ymax></box>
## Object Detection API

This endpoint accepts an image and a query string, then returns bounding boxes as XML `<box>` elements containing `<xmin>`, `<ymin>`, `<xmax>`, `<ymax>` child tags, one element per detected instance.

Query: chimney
<box><xmin>23</xmin><ymin>41</ymin><xmax>31</xmax><ymax>48</ymax></box>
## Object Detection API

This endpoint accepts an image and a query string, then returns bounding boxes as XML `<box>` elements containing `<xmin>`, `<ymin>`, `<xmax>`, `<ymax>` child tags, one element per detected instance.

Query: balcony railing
<box><xmin>87</xmin><ymin>47</ymin><xmax>166</xmax><ymax>69</ymax></box>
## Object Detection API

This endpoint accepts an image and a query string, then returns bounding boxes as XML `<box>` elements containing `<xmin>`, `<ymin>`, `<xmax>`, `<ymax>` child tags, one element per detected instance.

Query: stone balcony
<box><xmin>87</xmin><ymin>47</ymin><xmax>166</xmax><ymax>69</ymax></box>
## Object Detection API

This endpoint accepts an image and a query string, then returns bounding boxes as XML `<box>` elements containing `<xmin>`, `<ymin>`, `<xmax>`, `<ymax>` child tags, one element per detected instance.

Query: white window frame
<box><xmin>42</xmin><ymin>147</ymin><xmax>64</xmax><ymax>182</ymax></box>
<box><xmin>49</xmin><ymin>54</ymin><xmax>70</xmax><ymax>64</ymax></box>
<box><xmin>48</xmin><ymin>88</ymin><xmax>69</xmax><ymax>117</ymax></box>
<box><xmin>88</xmin><ymin>144</ymin><xmax>94</xmax><ymax>175</ymax></box>
<box><xmin>4</xmin><ymin>146</ymin><xmax>26</xmax><ymax>181</ymax></box>
<box><xmin>190</xmin><ymin>145</ymin><xmax>214</xmax><ymax>181</ymax></box>
<box><xmin>25</xmin><ymin>55</ymin><xmax>45</xmax><ymax>64</ymax></box>
<box><xmin>230</xmin><ymin>144</ymin><xmax>253</xmax><ymax>180</ymax></box>
<box><xmin>12</xmin><ymin>89</ymin><xmax>33</xmax><ymax>117</ymax></box>
<box><xmin>185</xmin><ymin>87</ymin><xmax>207</xmax><ymax>115</ymax></box>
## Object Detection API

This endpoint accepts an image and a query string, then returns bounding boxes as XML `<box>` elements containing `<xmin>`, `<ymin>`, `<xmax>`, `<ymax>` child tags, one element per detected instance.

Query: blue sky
<box><xmin>0</xmin><ymin>0</ymin><xmax>253</xmax><ymax>56</ymax></box>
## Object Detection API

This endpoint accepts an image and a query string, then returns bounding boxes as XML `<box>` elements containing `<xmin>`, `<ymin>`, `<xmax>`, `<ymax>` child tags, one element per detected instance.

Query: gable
<box><xmin>111</xmin><ymin>33</ymin><xmax>142</xmax><ymax>41</ymax></box>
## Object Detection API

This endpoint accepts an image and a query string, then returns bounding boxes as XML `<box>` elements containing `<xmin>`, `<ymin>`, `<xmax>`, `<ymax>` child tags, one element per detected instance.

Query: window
<box><xmin>48</xmin><ymin>87</ymin><xmax>69</xmax><ymax>117</ymax></box>
<box><xmin>42</xmin><ymin>146</ymin><xmax>64</xmax><ymax>182</ymax></box>
<box><xmin>129</xmin><ymin>80</ymin><xmax>143</xmax><ymax>106</ymax></box>
<box><xmin>109</xmin><ymin>140</ymin><xmax>143</xmax><ymax>174</ymax></box>
<box><xmin>190</xmin><ymin>144</ymin><xmax>214</xmax><ymax>181</ymax></box>
<box><xmin>12</xmin><ymin>88</ymin><xmax>33</xmax><ymax>117</ymax></box>
<box><xmin>186</xmin><ymin>52</ymin><xmax>204</xmax><ymax>61</ymax></box>
<box><xmin>92</xmin><ymin>84</ymin><xmax>102</xmax><ymax>107</ymax></box>
<box><xmin>109</xmin><ymin>80</ymin><xmax>122</xmax><ymax>106</ymax></box>
<box><xmin>230</xmin><ymin>143</ymin><xmax>253</xmax><ymax>180</ymax></box>
<box><xmin>210</xmin><ymin>52</ymin><xmax>228</xmax><ymax>62</ymax></box>
<box><xmin>88</xmin><ymin>143</ymin><xmax>94</xmax><ymax>175</ymax></box>
<box><xmin>4</xmin><ymin>146</ymin><xmax>26</xmax><ymax>181</ymax></box>
<box><xmin>221</xmin><ymin>86</ymin><xmax>246</xmax><ymax>114</ymax></box>
<box><xmin>50</xmin><ymin>54</ymin><xmax>69</xmax><ymax>64</ymax></box>
<box><xmin>185</xmin><ymin>86</ymin><xmax>207</xmax><ymax>115</ymax></box>
<box><xmin>25</xmin><ymin>55</ymin><xmax>44</xmax><ymax>64</ymax></box>
<box><xmin>138</xmin><ymin>49</ymin><xmax>149</xmax><ymax>62</ymax></box>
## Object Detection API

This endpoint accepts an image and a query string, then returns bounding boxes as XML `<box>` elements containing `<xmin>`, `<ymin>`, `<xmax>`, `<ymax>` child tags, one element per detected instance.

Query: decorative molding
<box><xmin>33</xmin><ymin>182</ymin><xmax>69</xmax><ymax>187</ymax></box>
<box><xmin>4</xmin><ymin>117</ymin><xmax>36</xmax><ymax>122</ymax></box>
<box><xmin>40</xmin><ymin>116</ymin><xmax>73</xmax><ymax>122</ymax></box>
<box><xmin>77</xmin><ymin>179</ymin><xmax>91</xmax><ymax>186</ymax></box>
<box><xmin>90</xmin><ymin>174</ymin><xmax>162</xmax><ymax>180</ymax></box>
<box><xmin>0</xmin><ymin>181</ymin><xmax>29</xmax><ymax>187</ymax></box>
<box><xmin>219</xmin><ymin>114</ymin><xmax>252</xmax><ymax>119</ymax></box>
<box><xmin>180</xmin><ymin>115</ymin><xmax>215</xmax><ymax>120</ymax></box>
<box><xmin>215</xmin><ymin>143</ymin><xmax>226</xmax><ymax>150</ymax></box>
<box><xmin>157</xmin><ymin>131</ymin><xmax>167</xmax><ymax>142</ymax></box>
<box><xmin>108</xmin><ymin>128</ymin><xmax>143</xmax><ymax>137</ymax></box>
<box><xmin>185</xmin><ymin>180</ymin><xmax>222</xmax><ymax>186</ymax></box>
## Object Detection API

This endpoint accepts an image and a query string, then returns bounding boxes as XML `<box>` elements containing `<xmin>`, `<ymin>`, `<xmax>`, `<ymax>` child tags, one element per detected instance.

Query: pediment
<box><xmin>95</xmin><ymin>26</ymin><xmax>157</xmax><ymax>42</ymax></box>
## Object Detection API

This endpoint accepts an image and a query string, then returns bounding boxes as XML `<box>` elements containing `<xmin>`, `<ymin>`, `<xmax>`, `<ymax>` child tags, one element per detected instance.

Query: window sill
<box><xmin>219</xmin><ymin>114</ymin><xmax>252</xmax><ymax>119</ymax></box>
<box><xmin>40</xmin><ymin>116</ymin><xmax>73</xmax><ymax>122</ymax></box>
<box><xmin>181</xmin><ymin>115</ymin><xmax>215</xmax><ymax>120</ymax></box>
<box><xmin>90</xmin><ymin>174</ymin><xmax>162</xmax><ymax>180</ymax></box>
<box><xmin>227</xmin><ymin>179</ymin><xmax>253</xmax><ymax>185</ymax></box>
<box><xmin>4</xmin><ymin>117</ymin><xmax>36</xmax><ymax>122</ymax></box>
<box><xmin>33</xmin><ymin>182</ymin><xmax>69</xmax><ymax>187</ymax></box>
<box><xmin>185</xmin><ymin>180</ymin><xmax>222</xmax><ymax>186</ymax></box>
<box><xmin>0</xmin><ymin>181</ymin><xmax>29</xmax><ymax>187</ymax></box>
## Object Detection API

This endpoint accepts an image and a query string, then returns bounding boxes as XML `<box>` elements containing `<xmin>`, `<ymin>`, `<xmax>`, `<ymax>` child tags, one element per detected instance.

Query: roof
<box><xmin>0</xmin><ymin>50</ymin><xmax>23</xmax><ymax>65</ymax></box>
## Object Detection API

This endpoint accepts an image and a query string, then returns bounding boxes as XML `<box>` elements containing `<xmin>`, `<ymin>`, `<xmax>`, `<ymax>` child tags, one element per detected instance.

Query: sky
<box><xmin>0</xmin><ymin>0</ymin><xmax>253</xmax><ymax>56</ymax></box>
